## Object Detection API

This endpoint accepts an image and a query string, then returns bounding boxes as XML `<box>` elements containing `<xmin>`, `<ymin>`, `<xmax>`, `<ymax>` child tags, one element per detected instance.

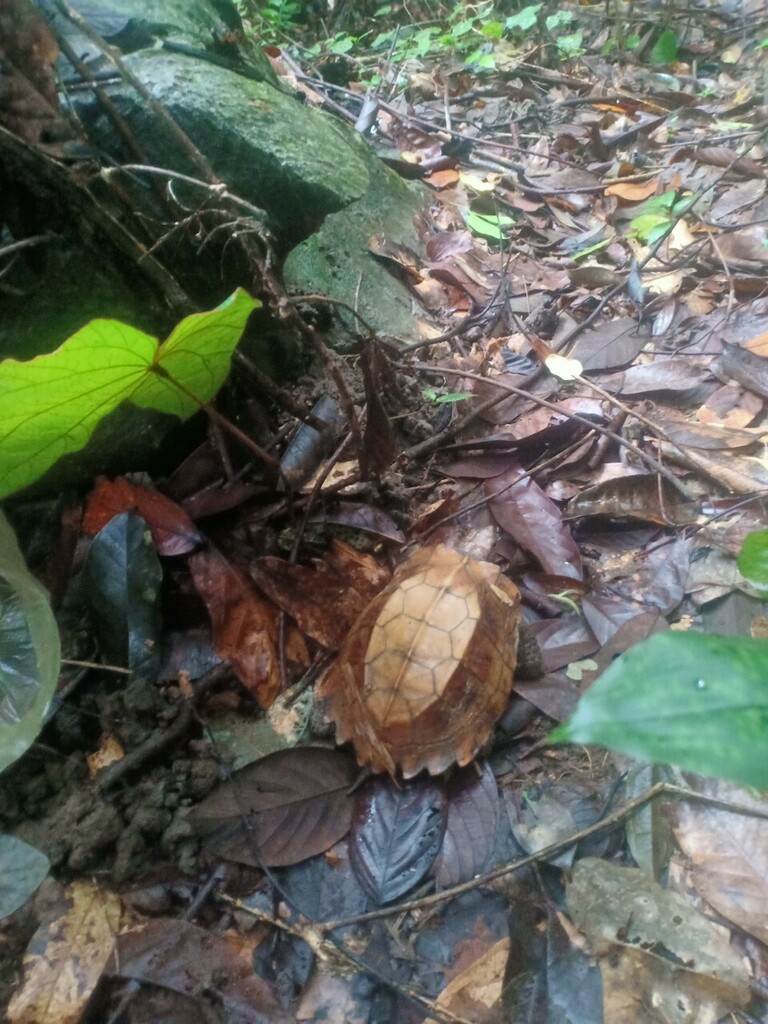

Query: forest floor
<box><xmin>2</xmin><ymin>2</ymin><xmax>768</xmax><ymax>1023</ymax></box>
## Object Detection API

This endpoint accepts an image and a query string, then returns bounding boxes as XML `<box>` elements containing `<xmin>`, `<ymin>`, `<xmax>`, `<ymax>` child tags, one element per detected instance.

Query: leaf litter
<box><xmin>2</xmin><ymin>2</ymin><xmax>768</xmax><ymax>1023</ymax></box>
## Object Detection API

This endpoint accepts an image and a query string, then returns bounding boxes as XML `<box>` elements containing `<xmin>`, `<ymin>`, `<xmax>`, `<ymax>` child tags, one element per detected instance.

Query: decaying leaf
<box><xmin>84</xmin><ymin>476</ymin><xmax>203</xmax><ymax>556</ymax></box>
<box><xmin>189</xmin><ymin>548</ymin><xmax>309</xmax><ymax>708</ymax></box>
<box><xmin>424</xmin><ymin>937</ymin><xmax>510</xmax><ymax>1024</ymax></box>
<box><xmin>251</xmin><ymin>540</ymin><xmax>391</xmax><ymax>650</ymax></box>
<box><xmin>567</xmin><ymin>858</ymin><xmax>751</xmax><ymax>1023</ymax></box>
<box><xmin>115</xmin><ymin>918</ymin><xmax>293</xmax><ymax>1023</ymax></box>
<box><xmin>8</xmin><ymin>882</ymin><xmax>124</xmax><ymax>1024</ymax></box>
<box><xmin>485</xmin><ymin>463</ymin><xmax>583</xmax><ymax>580</ymax></box>
<box><xmin>674</xmin><ymin>779</ymin><xmax>768</xmax><ymax>945</ymax></box>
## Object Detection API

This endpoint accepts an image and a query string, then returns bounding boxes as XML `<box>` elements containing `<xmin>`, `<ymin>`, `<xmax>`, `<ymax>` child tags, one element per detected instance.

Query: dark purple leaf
<box><xmin>434</xmin><ymin>763</ymin><xmax>500</xmax><ymax>888</ymax></box>
<box><xmin>515</xmin><ymin>675</ymin><xmax>581</xmax><ymax>721</ymax></box>
<box><xmin>308</xmin><ymin>502</ymin><xmax>405</xmax><ymax>543</ymax></box>
<box><xmin>350</xmin><ymin>775</ymin><xmax>446</xmax><ymax>905</ymax></box>
<box><xmin>584</xmin><ymin>611</ymin><xmax>668</xmax><ymax>686</ymax></box>
<box><xmin>485</xmin><ymin>464</ymin><xmax>582</xmax><ymax>580</ymax></box>
<box><xmin>610</xmin><ymin>537</ymin><xmax>691</xmax><ymax>614</ymax></box>
<box><xmin>531</xmin><ymin>617</ymin><xmax>599</xmax><ymax>673</ymax></box>
<box><xmin>569</xmin><ymin>318</ymin><xmax>650</xmax><ymax>372</ymax></box>
<box><xmin>191</xmin><ymin>747</ymin><xmax>357</xmax><ymax>867</ymax></box>
<box><xmin>582</xmin><ymin>595</ymin><xmax>653</xmax><ymax>645</ymax></box>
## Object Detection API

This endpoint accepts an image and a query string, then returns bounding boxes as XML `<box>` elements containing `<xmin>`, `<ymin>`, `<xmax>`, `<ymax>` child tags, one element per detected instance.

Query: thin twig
<box><xmin>317</xmin><ymin>781</ymin><xmax>768</xmax><ymax>933</ymax></box>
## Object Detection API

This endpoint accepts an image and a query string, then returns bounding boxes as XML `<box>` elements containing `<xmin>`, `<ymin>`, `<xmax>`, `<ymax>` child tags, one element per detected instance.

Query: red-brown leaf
<box><xmin>485</xmin><ymin>463</ymin><xmax>582</xmax><ymax>580</ymax></box>
<box><xmin>190</xmin><ymin>747</ymin><xmax>357</xmax><ymax>867</ymax></box>
<box><xmin>250</xmin><ymin>540</ymin><xmax>391</xmax><ymax>650</ymax></box>
<box><xmin>84</xmin><ymin>477</ymin><xmax>203</xmax><ymax>556</ymax></box>
<box><xmin>189</xmin><ymin>549</ymin><xmax>308</xmax><ymax>708</ymax></box>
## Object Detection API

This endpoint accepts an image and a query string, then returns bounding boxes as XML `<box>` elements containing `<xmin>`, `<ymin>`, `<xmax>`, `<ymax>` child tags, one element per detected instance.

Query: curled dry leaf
<box><xmin>318</xmin><ymin>544</ymin><xmax>521</xmax><ymax>777</ymax></box>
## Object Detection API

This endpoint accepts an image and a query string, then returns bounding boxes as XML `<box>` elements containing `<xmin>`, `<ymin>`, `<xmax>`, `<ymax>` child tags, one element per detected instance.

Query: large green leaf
<box><xmin>0</xmin><ymin>289</ymin><xmax>259</xmax><ymax>500</ymax></box>
<box><xmin>0</xmin><ymin>512</ymin><xmax>61</xmax><ymax>773</ymax></box>
<box><xmin>549</xmin><ymin>632</ymin><xmax>768</xmax><ymax>789</ymax></box>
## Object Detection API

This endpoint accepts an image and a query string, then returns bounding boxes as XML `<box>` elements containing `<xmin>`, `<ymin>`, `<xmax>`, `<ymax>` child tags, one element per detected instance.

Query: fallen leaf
<box><xmin>250</xmin><ymin>541</ymin><xmax>391</xmax><ymax>650</ymax></box>
<box><xmin>114</xmin><ymin>919</ymin><xmax>293</xmax><ymax>1022</ymax></box>
<box><xmin>674</xmin><ymin>778</ymin><xmax>768</xmax><ymax>945</ymax></box>
<box><xmin>83</xmin><ymin>476</ymin><xmax>202</xmax><ymax>556</ymax></box>
<box><xmin>191</xmin><ymin>747</ymin><xmax>357</xmax><ymax>867</ymax></box>
<box><xmin>8</xmin><ymin>882</ymin><xmax>123</xmax><ymax>1024</ymax></box>
<box><xmin>425</xmin><ymin>938</ymin><xmax>510</xmax><ymax>1024</ymax></box>
<box><xmin>189</xmin><ymin>548</ymin><xmax>308</xmax><ymax>708</ymax></box>
<box><xmin>485</xmin><ymin>463</ymin><xmax>583</xmax><ymax>580</ymax></box>
<box><xmin>350</xmin><ymin>774</ymin><xmax>446</xmax><ymax>904</ymax></box>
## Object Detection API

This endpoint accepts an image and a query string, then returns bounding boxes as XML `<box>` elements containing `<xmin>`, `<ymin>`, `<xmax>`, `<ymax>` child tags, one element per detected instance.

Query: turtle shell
<box><xmin>317</xmin><ymin>544</ymin><xmax>521</xmax><ymax>777</ymax></box>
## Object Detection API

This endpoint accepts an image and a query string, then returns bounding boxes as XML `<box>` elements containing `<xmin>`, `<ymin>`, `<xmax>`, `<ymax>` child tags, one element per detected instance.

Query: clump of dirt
<box><xmin>0</xmin><ymin>678</ymin><xmax>222</xmax><ymax>886</ymax></box>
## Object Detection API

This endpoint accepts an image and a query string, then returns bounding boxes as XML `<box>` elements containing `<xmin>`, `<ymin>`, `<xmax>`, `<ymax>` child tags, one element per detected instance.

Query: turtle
<box><xmin>317</xmin><ymin>544</ymin><xmax>535</xmax><ymax>778</ymax></box>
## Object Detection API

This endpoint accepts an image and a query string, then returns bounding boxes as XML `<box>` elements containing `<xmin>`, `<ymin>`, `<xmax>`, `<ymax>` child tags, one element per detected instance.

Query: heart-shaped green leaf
<box><xmin>0</xmin><ymin>289</ymin><xmax>258</xmax><ymax>500</ymax></box>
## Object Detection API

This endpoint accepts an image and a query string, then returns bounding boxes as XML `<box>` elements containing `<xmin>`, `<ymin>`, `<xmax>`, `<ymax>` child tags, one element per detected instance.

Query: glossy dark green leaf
<box><xmin>0</xmin><ymin>834</ymin><xmax>50</xmax><ymax>920</ymax></box>
<box><xmin>83</xmin><ymin>512</ymin><xmax>162</xmax><ymax>679</ymax></box>
<box><xmin>550</xmin><ymin>632</ymin><xmax>768</xmax><ymax>788</ymax></box>
<box><xmin>0</xmin><ymin>512</ymin><xmax>61</xmax><ymax>772</ymax></box>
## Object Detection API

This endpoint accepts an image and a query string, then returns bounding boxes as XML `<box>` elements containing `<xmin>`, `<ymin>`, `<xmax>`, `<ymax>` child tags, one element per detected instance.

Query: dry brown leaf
<box><xmin>189</xmin><ymin>549</ymin><xmax>309</xmax><ymax>708</ymax></box>
<box><xmin>8</xmin><ymin>883</ymin><xmax>123</xmax><ymax>1024</ymax></box>
<box><xmin>251</xmin><ymin>540</ymin><xmax>390</xmax><ymax>650</ymax></box>
<box><xmin>673</xmin><ymin>780</ymin><xmax>768</xmax><ymax>945</ymax></box>
<box><xmin>604</xmin><ymin>178</ymin><xmax>659</xmax><ymax>201</ymax></box>
<box><xmin>424</xmin><ymin>938</ymin><xmax>509</xmax><ymax>1024</ymax></box>
<box><xmin>743</xmin><ymin>329</ymin><xmax>768</xmax><ymax>356</ymax></box>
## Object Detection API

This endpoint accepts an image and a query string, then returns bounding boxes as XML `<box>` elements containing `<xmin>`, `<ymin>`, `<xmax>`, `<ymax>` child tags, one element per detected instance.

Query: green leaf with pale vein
<box><xmin>0</xmin><ymin>289</ymin><xmax>258</xmax><ymax>499</ymax></box>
